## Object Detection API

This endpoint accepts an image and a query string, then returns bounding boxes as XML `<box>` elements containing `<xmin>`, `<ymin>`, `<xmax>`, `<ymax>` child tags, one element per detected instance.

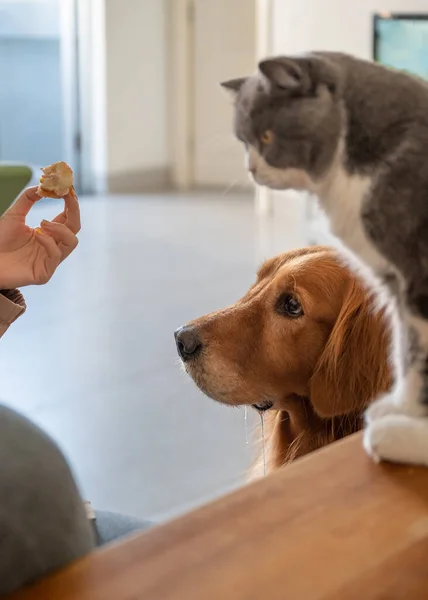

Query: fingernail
<box><xmin>35</xmin><ymin>227</ymin><xmax>44</xmax><ymax>235</ymax></box>
<box><xmin>41</xmin><ymin>220</ymin><xmax>51</xmax><ymax>228</ymax></box>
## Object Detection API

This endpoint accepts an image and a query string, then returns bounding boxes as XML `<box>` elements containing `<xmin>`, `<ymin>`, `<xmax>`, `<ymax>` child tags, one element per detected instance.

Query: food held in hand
<box><xmin>37</xmin><ymin>161</ymin><xmax>74</xmax><ymax>198</ymax></box>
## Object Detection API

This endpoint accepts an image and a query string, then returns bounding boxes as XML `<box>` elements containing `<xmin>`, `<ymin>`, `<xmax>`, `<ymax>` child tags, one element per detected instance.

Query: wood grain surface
<box><xmin>11</xmin><ymin>432</ymin><xmax>428</xmax><ymax>600</ymax></box>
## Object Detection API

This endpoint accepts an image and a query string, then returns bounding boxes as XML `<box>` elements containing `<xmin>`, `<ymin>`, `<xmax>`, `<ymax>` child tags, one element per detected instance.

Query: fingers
<box><xmin>11</xmin><ymin>185</ymin><xmax>81</xmax><ymax>237</ymax></box>
<box><xmin>32</xmin><ymin>221</ymin><xmax>78</xmax><ymax>285</ymax></box>
<box><xmin>7</xmin><ymin>186</ymin><xmax>81</xmax><ymax>236</ymax></box>
<box><xmin>40</xmin><ymin>220</ymin><xmax>79</xmax><ymax>261</ymax></box>
<box><xmin>34</xmin><ymin>228</ymin><xmax>62</xmax><ymax>262</ymax></box>
<box><xmin>33</xmin><ymin>229</ymin><xmax>62</xmax><ymax>284</ymax></box>
<box><xmin>7</xmin><ymin>187</ymin><xmax>40</xmax><ymax>218</ymax></box>
<box><xmin>52</xmin><ymin>187</ymin><xmax>81</xmax><ymax>234</ymax></box>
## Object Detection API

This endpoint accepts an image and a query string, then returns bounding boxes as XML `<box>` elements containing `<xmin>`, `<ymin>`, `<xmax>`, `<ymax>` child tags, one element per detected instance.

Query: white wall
<box><xmin>271</xmin><ymin>0</ymin><xmax>428</xmax><ymax>59</ymax></box>
<box><xmin>105</xmin><ymin>0</ymin><xmax>168</xmax><ymax>192</ymax></box>
<box><xmin>192</xmin><ymin>0</ymin><xmax>256</xmax><ymax>188</ymax></box>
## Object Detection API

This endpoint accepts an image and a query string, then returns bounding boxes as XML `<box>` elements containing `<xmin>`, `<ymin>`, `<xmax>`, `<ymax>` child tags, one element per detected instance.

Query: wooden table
<box><xmin>11</xmin><ymin>432</ymin><xmax>428</xmax><ymax>600</ymax></box>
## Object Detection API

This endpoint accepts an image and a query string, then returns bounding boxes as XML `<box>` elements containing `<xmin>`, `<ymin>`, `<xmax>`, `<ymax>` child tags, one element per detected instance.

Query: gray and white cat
<box><xmin>221</xmin><ymin>52</ymin><xmax>428</xmax><ymax>466</ymax></box>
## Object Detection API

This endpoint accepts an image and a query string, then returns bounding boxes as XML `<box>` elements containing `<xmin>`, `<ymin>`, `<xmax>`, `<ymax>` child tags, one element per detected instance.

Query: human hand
<box><xmin>0</xmin><ymin>186</ymin><xmax>80</xmax><ymax>289</ymax></box>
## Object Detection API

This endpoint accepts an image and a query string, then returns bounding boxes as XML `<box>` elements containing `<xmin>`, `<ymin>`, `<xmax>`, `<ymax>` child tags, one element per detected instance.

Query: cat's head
<box><xmin>221</xmin><ymin>55</ymin><xmax>343</xmax><ymax>191</ymax></box>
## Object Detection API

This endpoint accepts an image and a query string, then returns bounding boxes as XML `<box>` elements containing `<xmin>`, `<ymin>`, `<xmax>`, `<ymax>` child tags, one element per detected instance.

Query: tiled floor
<box><xmin>0</xmin><ymin>191</ymin><xmax>308</xmax><ymax>522</ymax></box>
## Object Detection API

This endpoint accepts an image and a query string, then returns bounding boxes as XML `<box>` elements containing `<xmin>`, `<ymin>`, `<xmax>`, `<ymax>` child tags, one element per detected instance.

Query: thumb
<box><xmin>7</xmin><ymin>187</ymin><xmax>40</xmax><ymax>218</ymax></box>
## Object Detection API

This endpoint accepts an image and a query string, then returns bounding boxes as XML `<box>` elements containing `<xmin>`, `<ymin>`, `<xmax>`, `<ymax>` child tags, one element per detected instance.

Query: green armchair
<box><xmin>0</xmin><ymin>165</ymin><xmax>33</xmax><ymax>217</ymax></box>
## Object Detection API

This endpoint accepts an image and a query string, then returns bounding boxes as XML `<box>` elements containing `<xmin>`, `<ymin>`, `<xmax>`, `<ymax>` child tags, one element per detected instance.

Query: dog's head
<box><xmin>175</xmin><ymin>246</ymin><xmax>392</xmax><ymax>422</ymax></box>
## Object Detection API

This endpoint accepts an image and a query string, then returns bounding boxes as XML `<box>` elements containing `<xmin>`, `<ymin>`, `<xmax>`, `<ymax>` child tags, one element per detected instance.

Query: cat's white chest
<box><xmin>316</xmin><ymin>167</ymin><xmax>388</xmax><ymax>273</ymax></box>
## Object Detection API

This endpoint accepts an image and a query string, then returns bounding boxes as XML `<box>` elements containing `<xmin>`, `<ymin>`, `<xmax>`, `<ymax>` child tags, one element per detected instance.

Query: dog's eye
<box><xmin>260</xmin><ymin>130</ymin><xmax>274</xmax><ymax>145</ymax></box>
<box><xmin>276</xmin><ymin>294</ymin><xmax>304</xmax><ymax>318</ymax></box>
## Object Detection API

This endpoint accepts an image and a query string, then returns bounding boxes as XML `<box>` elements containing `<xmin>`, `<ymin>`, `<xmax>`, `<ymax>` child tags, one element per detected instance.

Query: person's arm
<box><xmin>0</xmin><ymin>289</ymin><xmax>26</xmax><ymax>338</ymax></box>
<box><xmin>0</xmin><ymin>183</ymin><xmax>80</xmax><ymax>339</ymax></box>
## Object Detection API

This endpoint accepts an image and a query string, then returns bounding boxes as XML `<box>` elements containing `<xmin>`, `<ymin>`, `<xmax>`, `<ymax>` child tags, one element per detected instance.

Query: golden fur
<box><xmin>180</xmin><ymin>246</ymin><xmax>393</xmax><ymax>475</ymax></box>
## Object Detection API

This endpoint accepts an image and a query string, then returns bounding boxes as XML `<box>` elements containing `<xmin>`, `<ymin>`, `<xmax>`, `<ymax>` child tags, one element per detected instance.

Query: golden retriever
<box><xmin>175</xmin><ymin>246</ymin><xmax>393</xmax><ymax>474</ymax></box>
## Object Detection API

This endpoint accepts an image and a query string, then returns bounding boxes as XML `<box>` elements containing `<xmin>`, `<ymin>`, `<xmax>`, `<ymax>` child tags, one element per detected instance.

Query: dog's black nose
<box><xmin>174</xmin><ymin>326</ymin><xmax>202</xmax><ymax>361</ymax></box>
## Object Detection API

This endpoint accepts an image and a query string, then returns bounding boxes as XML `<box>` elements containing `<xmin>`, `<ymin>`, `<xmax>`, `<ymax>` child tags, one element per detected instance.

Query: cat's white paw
<box><xmin>365</xmin><ymin>393</ymin><xmax>402</xmax><ymax>424</ymax></box>
<box><xmin>363</xmin><ymin>415</ymin><xmax>428</xmax><ymax>466</ymax></box>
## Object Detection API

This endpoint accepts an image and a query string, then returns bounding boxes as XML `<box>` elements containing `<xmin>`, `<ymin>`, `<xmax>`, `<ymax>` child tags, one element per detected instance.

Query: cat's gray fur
<box><xmin>222</xmin><ymin>52</ymin><xmax>428</xmax><ymax>465</ymax></box>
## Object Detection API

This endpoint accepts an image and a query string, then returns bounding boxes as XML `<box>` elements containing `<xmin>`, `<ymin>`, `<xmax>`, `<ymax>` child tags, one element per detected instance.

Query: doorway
<box><xmin>0</xmin><ymin>0</ymin><xmax>81</xmax><ymax>189</ymax></box>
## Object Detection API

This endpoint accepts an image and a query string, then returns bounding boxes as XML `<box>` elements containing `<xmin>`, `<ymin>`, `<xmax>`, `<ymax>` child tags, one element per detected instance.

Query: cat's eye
<box><xmin>260</xmin><ymin>130</ymin><xmax>274</xmax><ymax>145</ymax></box>
<box><xmin>276</xmin><ymin>294</ymin><xmax>304</xmax><ymax>318</ymax></box>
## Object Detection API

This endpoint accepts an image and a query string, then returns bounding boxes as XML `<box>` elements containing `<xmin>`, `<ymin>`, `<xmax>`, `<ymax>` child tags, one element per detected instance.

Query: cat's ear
<box><xmin>220</xmin><ymin>77</ymin><xmax>247</xmax><ymax>96</ymax></box>
<box><xmin>259</xmin><ymin>56</ymin><xmax>338</xmax><ymax>95</ymax></box>
<box><xmin>258</xmin><ymin>58</ymin><xmax>306</xmax><ymax>91</ymax></box>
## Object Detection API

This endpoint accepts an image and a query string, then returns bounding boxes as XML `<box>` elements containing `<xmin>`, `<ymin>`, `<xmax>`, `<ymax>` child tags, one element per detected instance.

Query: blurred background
<box><xmin>0</xmin><ymin>0</ymin><xmax>427</xmax><ymax>522</ymax></box>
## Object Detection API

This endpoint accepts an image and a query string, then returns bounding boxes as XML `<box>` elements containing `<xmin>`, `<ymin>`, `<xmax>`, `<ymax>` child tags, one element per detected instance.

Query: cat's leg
<box><xmin>364</xmin><ymin>311</ymin><xmax>428</xmax><ymax>464</ymax></box>
<box><xmin>365</xmin><ymin>278</ymin><xmax>406</xmax><ymax>424</ymax></box>
<box><xmin>365</xmin><ymin>319</ymin><xmax>420</xmax><ymax>423</ymax></box>
<box><xmin>359</xmin><ymin>159</ymin><xmax>428</xmax><ymax>463</ymax></box>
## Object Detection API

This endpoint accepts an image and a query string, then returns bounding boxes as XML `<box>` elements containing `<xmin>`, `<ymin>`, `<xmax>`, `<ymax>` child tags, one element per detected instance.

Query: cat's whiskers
<box><xmin>222</xmin><ymin>175</ymin><xmax>249</xmax><ymax>196</ymax></box>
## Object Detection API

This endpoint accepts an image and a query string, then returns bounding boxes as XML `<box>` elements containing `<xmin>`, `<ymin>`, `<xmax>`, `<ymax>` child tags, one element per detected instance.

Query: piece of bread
<box><xmin>37</xmin><ymin>161</ymin><xmax>74</xmax><ymax>198</ymax></box>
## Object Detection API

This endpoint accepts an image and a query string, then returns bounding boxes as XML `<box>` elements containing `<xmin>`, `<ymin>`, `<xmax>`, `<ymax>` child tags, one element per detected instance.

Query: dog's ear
<box><xmin>309</xmin><ymin>280</ymin><xmax>392</xmax><ymax>418</ymax></box>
